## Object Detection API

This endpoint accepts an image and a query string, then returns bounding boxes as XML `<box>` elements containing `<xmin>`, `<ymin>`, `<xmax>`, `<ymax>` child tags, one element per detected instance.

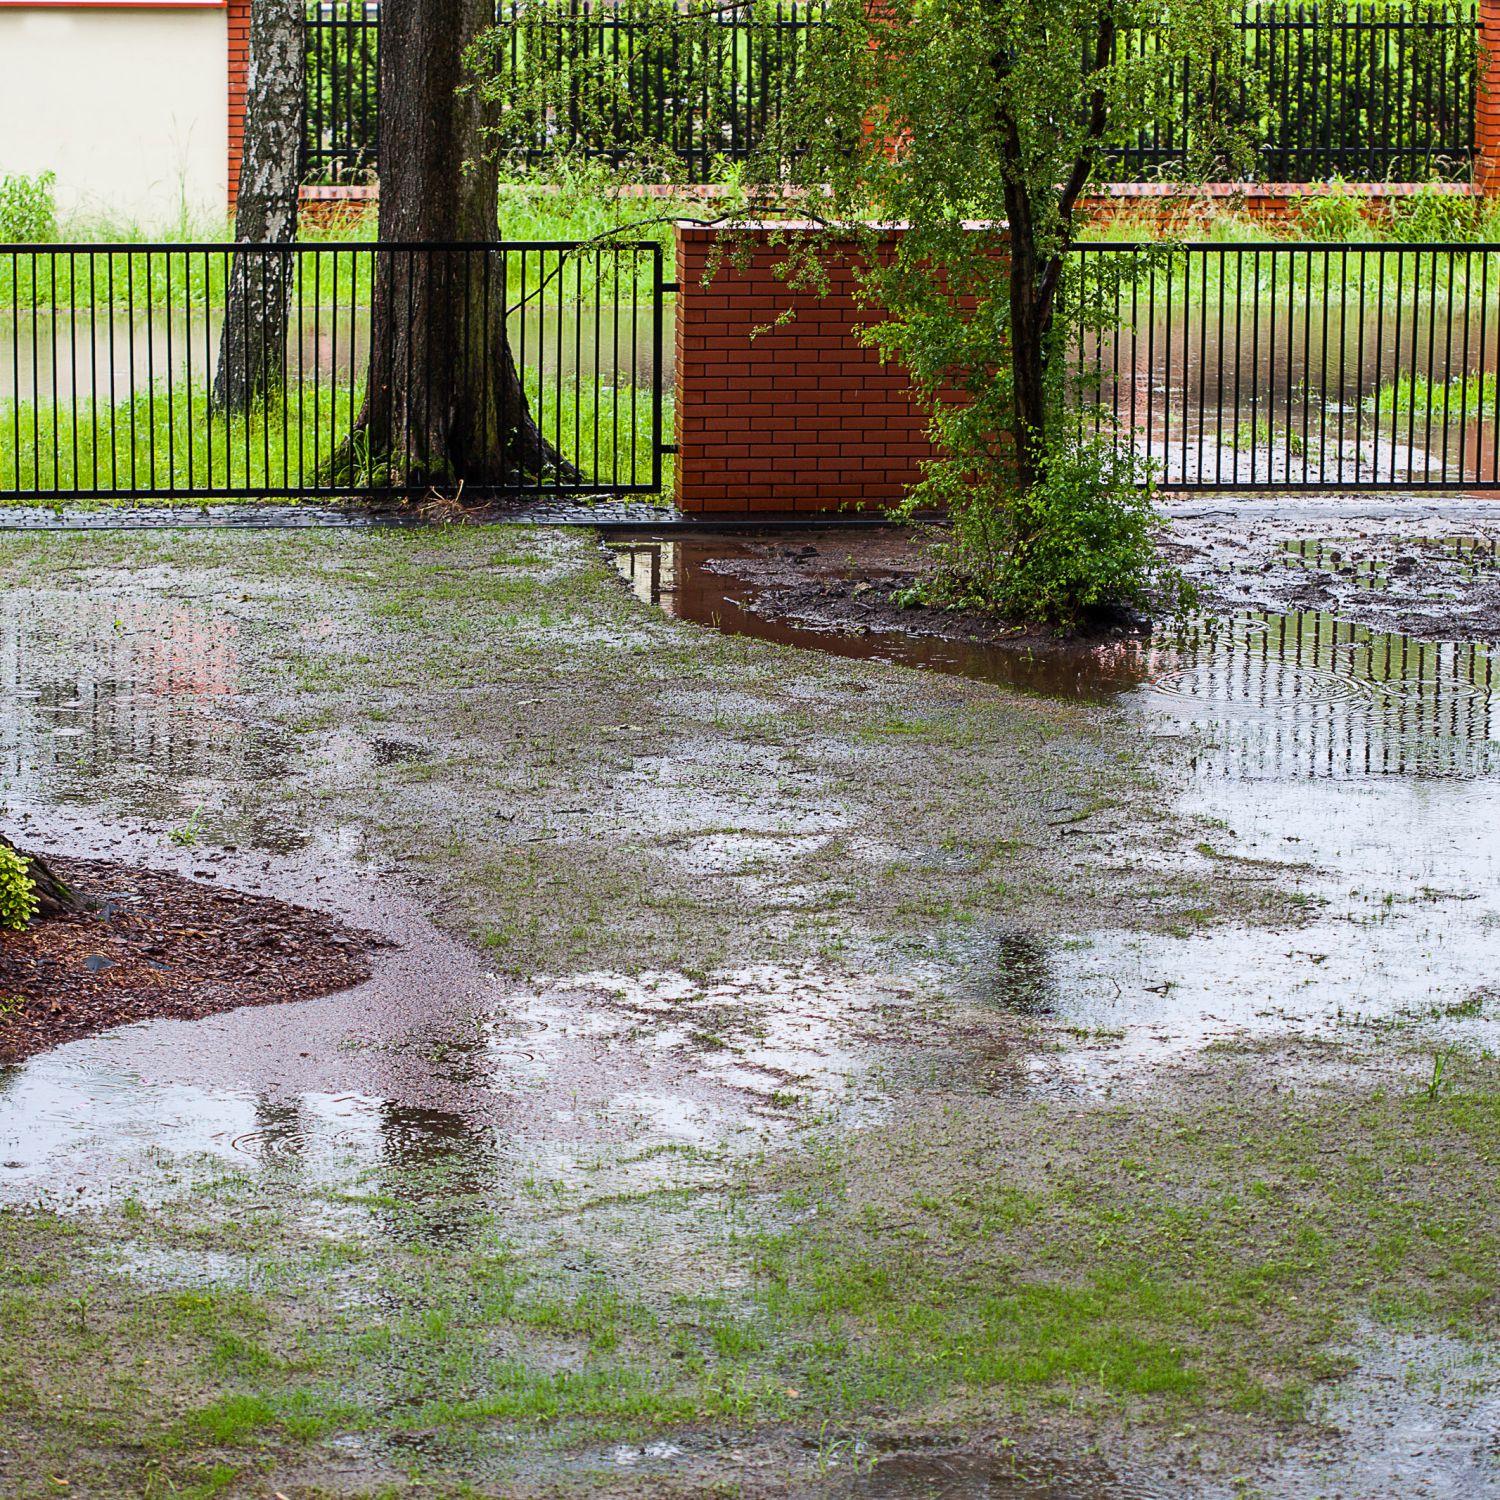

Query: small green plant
<box><xmin>1297</xmin><ymin>178</ymin><xmax>1368</xmax><ymax>242</ymax></box>
<box><xmin>1425</xmin><ymin>1048</ymin><xmax>1453</xmax><ymax>1101</ymax></box>
<box><xmin>1389</xmin><ymin>181</ymin><xmax>1476</xmax><ymax>244</ymax></box>
<box><xmin>0</xmin><ymin>843</ymin><xmax>38</xmax><ymax>930</ymax></box>
<box><xmin>168</xmin><ymin>807</ymin><xmax>204</xmax><ymax>847</ymax></box>
<box><xmin>910</xmin><ymin>438</ymin><xmax>1194</xmax><ymax>628</ymax></box>
<box><xmin>0</xmin><ymin>170</ymin><xmax>58</xmax><ymax>243</ymax></box>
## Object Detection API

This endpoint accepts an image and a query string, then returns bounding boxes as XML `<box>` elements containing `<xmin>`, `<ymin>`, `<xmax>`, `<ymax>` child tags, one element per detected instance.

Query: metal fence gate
<box><xmin>0</xmin><ymin>240</ymin><xmax>672</xmax><ymax>502</ymax></box>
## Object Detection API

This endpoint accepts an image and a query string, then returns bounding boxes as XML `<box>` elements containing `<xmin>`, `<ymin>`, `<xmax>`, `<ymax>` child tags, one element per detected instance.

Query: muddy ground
<box><xmin>0</xmin><ymin>521</ymin><xmax>1495</xmax><ymax>1499</ymax></box>
<box><xmin>683</xmin><ymin>502</ymin><xmax>1500</xmax><ymax>653</ymax></box>
<box><xmin>0</xmin><ymin>857</ymin><xmax>376</xmax><ymax>1063</ymax></box>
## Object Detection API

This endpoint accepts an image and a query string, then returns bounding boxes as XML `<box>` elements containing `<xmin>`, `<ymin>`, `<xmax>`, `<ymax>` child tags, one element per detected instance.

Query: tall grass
<box><xmin>1363</xmin><ymin>369</ymin><xmax>1498</xmax><ymax>415</ymax></box>
<box><xmin>2</xmin><ymin>181</ymin><xmax>696</xmax><ymax>312</ymax></box>
<box><xmin>0</xmin><ymin>375</ymin><xmax>670</xmax><ymax>501</ymax></box>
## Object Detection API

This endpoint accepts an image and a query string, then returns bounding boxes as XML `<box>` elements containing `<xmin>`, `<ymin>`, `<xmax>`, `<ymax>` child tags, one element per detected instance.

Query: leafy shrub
<box><xmin>0</xmin><ymin>171</ymin><xmax>59</xmax><ymax>243</ymax></box>
<box><xmin>1297</xmin><ymin>179</ymin><xmax>1367</xmax><ymax>242</ymax></box>
<box><xmin>913</xmin><ymin>439</ymin><xmax>1195</xmax><ymax>629</ymax></box>
<box><xmin>0</xmin><ymin>844</ymin><xmax>38</xmax><ymax>931</ymax></box>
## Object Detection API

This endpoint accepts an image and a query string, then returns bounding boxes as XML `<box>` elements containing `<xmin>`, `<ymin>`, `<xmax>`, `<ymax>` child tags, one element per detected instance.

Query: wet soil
<box><xmin>1172</xmin><ymin>503</ymin><xmax>1500</xmax><ymax>643</ymax></box>
<box><xmin>0</xmin><ymin>523</ymin><xmax>1495</xmax><ymax>1499</ymax></box>
<box><xmin>0</xmin><ymin>852</ymin><xmax>375</xmax><ymax>1064</ymax></box>
<box><xmin>615</xmin><ymin>507</ymin><xmax>1500</xmax><ymax>661</ymax></box>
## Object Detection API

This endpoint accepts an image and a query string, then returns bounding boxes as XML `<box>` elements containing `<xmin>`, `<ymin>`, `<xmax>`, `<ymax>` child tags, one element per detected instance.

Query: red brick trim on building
<box><xmin>226</xmin><ymin>0</ymin><xmax>250</xmax><ymax>211</ymax></box>
<box><xmin>674</xmin><ymin>222</ymin><xmax>947</xmax><ymax>515</ymax></box>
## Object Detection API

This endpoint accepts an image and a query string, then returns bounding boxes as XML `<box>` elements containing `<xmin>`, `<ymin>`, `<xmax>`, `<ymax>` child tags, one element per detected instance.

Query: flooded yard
<box><xmin>0</xmin><ymin>515</ymin><xmax>1495</xmax><ymax>1498</ymax></box>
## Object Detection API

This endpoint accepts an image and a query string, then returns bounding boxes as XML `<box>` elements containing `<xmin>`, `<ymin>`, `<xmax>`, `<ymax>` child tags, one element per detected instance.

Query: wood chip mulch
<box><xmin>0</xmin><ymin>857</ymin><xmax>379</xmax><ymax>1065</ymax></box>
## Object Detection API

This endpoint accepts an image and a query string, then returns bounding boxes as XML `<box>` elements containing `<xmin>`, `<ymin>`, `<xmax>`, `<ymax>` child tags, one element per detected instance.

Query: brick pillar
<box><xmin>226</xmin><ymin>0</ymin><xmax>252</xmax><ymax>214</ymax></box>
<box><xmin>673</xmin><ymin>222</ymin><xmax>940</xmax><ymax>514</ymax></box>
<box><xmin>1477</xmin><ymin>0</ymin><xmax>1500</xmax><ymax>193</ymax></box>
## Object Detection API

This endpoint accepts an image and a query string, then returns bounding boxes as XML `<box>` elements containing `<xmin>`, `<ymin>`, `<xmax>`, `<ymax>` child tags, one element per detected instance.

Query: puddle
<box><xmin>1271</xmin><ymin>1325</ymin><xmax>1500</xmax><ymax>1499</ymax></box>
<box><xmin>610</xmin><ymin>532</ymin><xmax>1500</xmax><ymax>1069</ymax></box>
<box><xmin>0</xmin><ymin>809</ymin><xmax>931</xmax><ymax>1227</ymax></box>
<box><xmin>0</xmin><ymin>590</ymin><xmax>291</xmax><ymax>831</ymax></box>
<box><xmin>849</xmin><ymin>1448</ymin><xmax>1170</xmax><ymax>1500</ymax></box>
<box><xmin>1</xmin><ymin>304</ymin><xmax>670</xmax><ymax>406</ymax></box>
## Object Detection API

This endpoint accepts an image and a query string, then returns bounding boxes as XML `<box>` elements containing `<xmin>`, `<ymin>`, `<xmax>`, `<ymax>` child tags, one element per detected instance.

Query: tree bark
<box><xmin>0</xmin><ymin>836</ymin><xmax>84</xmax><ymax>921</ymax></box>
<box><xmin>214</xmin><ymin>0</ymin><xmax>306</xmax><ymax>412</ymax></box>
<box><xmin>342</xmin><ymin>0</ymin><xmax>577</xmax><ymax>491</ymax></box>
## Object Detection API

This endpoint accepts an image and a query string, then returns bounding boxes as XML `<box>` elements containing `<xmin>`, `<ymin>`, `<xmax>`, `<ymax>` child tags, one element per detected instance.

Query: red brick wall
<box><xmin>1077</xmin><ymin>180</ymin><xmax>1480</xmax><ymax>229</ymax></box>
<box><xmin>674</xmin><ymin>222</ymin><xmax>942</xmax><ymax>514</ymax></box>
<box><xmin>226</xmin><ymin>0</ymin><xmax>251</xmax><ymax>211</ymax></box>
<box><xmin>1478</xmin><ymin>0</ymin><xmax>1500</xmax><ymax>192</ymax></box>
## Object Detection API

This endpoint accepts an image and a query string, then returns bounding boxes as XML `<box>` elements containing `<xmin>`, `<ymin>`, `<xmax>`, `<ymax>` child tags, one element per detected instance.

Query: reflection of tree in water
<box><xmin>251</xmin><ymin>1094</ymin><xmax>310</xmax><ymax>1162</ymax></box>
<box><xmin>372</xmin><ymin>1103</ymin><xmax>504</xmax><ymax>1247</ymax></box>
<box><xmin>988</xmin><ymin>932</ymin><xmax>1056</xmax><ymax>1016</ymax></box>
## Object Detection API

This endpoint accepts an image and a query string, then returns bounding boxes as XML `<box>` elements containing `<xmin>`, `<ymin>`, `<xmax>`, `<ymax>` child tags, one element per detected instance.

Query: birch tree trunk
<box><xmin>214</xmin><ymin>0</ymin><xmax>306</xmax><ymax>412</ymax></box>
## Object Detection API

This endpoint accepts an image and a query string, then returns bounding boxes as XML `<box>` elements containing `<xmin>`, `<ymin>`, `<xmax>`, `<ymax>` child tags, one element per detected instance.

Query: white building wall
<box><xmin>0</xmin><ymin>5</ymin><xmax>228</xmax><ymax>232</ymax></box>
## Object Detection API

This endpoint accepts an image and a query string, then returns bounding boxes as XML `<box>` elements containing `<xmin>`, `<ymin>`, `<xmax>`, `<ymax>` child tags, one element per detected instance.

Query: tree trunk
<box><xmin>1008</xmin><ymin>249</ymin><xmax>1047</xmax><ymax>493</ymax></box>
<box><xmin>0</xmin><ymin>836</ymin><xmax>84</xmax><ymax>921</ymax></box>
<box><xmin>214</xmin><ymin>0</ymin><xmax>306</xmax><ymax>413</ymax></box>
<box><xmin>343</xmin><ymin>0</ymin><xmax>577</xmax><ymax>491</ymax></box>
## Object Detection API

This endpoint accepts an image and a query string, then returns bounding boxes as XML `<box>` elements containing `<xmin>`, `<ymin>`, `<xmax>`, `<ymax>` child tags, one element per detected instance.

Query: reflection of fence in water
<box><xmin>1147</xmin><ymin>609</ymin><xmax>1499</xmax><ymax>780</ymax></box>
<box><xmin>0</xmin><ymin>597</ymin><xmax>270</xmax><ymax>806</ymax></box>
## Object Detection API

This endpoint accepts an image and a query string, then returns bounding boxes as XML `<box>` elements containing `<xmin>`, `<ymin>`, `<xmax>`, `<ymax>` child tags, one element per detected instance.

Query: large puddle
<box><xmin>4</xmin><ymin>536</ymin><xmax>1497</xmax><ymax>1206</ymax></box>
<box><xmin>609</xmin><ymin>530</ymin><xmax>1500</xmax><ymax>1077</ymax></box>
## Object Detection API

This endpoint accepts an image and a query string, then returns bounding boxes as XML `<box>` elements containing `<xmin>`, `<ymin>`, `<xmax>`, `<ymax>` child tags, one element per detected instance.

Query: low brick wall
<box><xmin>1078</xmin><ymin>179</ymin><xmax>1478</xmax><ymax>230</ymax></box>
<box><xmin>674</xmin><ymin>222</ymin><xmax>943</xmax><ymax>514</ymax></box>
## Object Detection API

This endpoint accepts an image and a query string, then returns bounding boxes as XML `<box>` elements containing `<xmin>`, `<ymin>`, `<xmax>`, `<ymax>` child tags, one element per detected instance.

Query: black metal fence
<box><xmin>0</xmin><ymin>241</ymin><xmax>670</xmax><ymax>501</ymax></box>
<box><xmin>306</xmin><ymin>2</ymin><xmax>380</xmax><ymax>184</ymax></box>
<box><xmin>1073</xmin><ymin>240</ymin><xmax>1500</xmax><ymax>490</ymax></box>
<box><xmin>302</xmin><ymin>2</ymin><xmax>1477</xmax><ymax>187</ymax></box>
<box><xmin>1114</xmin><ymin>3</ymin><xmax>1476</xmax><ymax>184</ymax></box>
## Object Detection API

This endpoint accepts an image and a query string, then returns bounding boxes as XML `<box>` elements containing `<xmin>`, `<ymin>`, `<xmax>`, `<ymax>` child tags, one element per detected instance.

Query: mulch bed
<box><xmin>0</xmin><ymin>857</ymin><xmax>378</xmax><ymax>1065</ymax></box>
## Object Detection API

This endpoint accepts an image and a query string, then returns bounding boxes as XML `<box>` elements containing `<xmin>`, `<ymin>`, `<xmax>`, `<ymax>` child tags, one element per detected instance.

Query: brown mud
<box><xmin>0</xmin><ymin>853</ymin><xmax>376</xmax><ymax>1063</ymax></box>
<box><xmin>620</xmin><ymin>508</ymin><xmax>1500</xmax><ymax>658</ymax></box>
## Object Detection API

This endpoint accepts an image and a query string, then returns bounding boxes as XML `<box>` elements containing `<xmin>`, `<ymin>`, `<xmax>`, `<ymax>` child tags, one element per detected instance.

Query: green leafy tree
<box><xmin>479</xmin><ymin>0</ymin><xmax>1253</xmax><ymax>621</ymax></box>
<box><xmin>743</xmin><ymin>0</ymin><xmax>1255</xmax><ymax>621</ymax></box>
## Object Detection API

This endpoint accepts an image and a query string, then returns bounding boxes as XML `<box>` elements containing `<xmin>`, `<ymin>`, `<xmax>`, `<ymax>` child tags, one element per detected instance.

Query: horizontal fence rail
<box><xmin>302</xmin><ymin>2</ymin><xmax>1475</xmax><ymax>187</ymax></box>
<box><xmin>1073</xmin><ymin>240</ymin><xmax>1500</xmax><ymax>490</ymax></box>
<box><xmin>0</xmin><ymin>241</ymin><xmax>669</xmax><ymax>502</ymax></box>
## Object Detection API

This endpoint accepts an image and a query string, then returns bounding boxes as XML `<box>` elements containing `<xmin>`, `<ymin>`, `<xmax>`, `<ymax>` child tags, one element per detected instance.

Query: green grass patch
<box><xmin>0</xmin><ymin>376</ymin><xmax>670</xmax><ymax>498</ymax></box>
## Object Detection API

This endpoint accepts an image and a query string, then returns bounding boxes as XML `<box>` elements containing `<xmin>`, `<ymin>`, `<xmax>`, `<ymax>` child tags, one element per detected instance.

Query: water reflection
<box><xmin>850</xmin><ymin>1447</ymin><xmax>1167</xmax><ymax>1500</ymax></box>
<box><xmin>0</xmin><ymin>592</ymin><xmax>288</xmax><ymax>817</ymax></box>
<box><xmin>608</xmin><ymin>535</ymin><xmax>1500</xmax><ymax>781</ymax></box>
<box><xmin>1076</xmin><ymin>283</ymin><xmax>1500</xmax><ymax>486</ymax></box>
<box><xmin>1</xmin><ymin>304</ymin><xmax>670</xmax><ymax>405</ymax></box>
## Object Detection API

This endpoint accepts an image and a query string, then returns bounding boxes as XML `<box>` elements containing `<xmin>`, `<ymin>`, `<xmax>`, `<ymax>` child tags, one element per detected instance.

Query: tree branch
<box><xmin>1038</xmin><ymin>6</ymin><xmax>1117</xmax><ymax>316</ymax></box>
